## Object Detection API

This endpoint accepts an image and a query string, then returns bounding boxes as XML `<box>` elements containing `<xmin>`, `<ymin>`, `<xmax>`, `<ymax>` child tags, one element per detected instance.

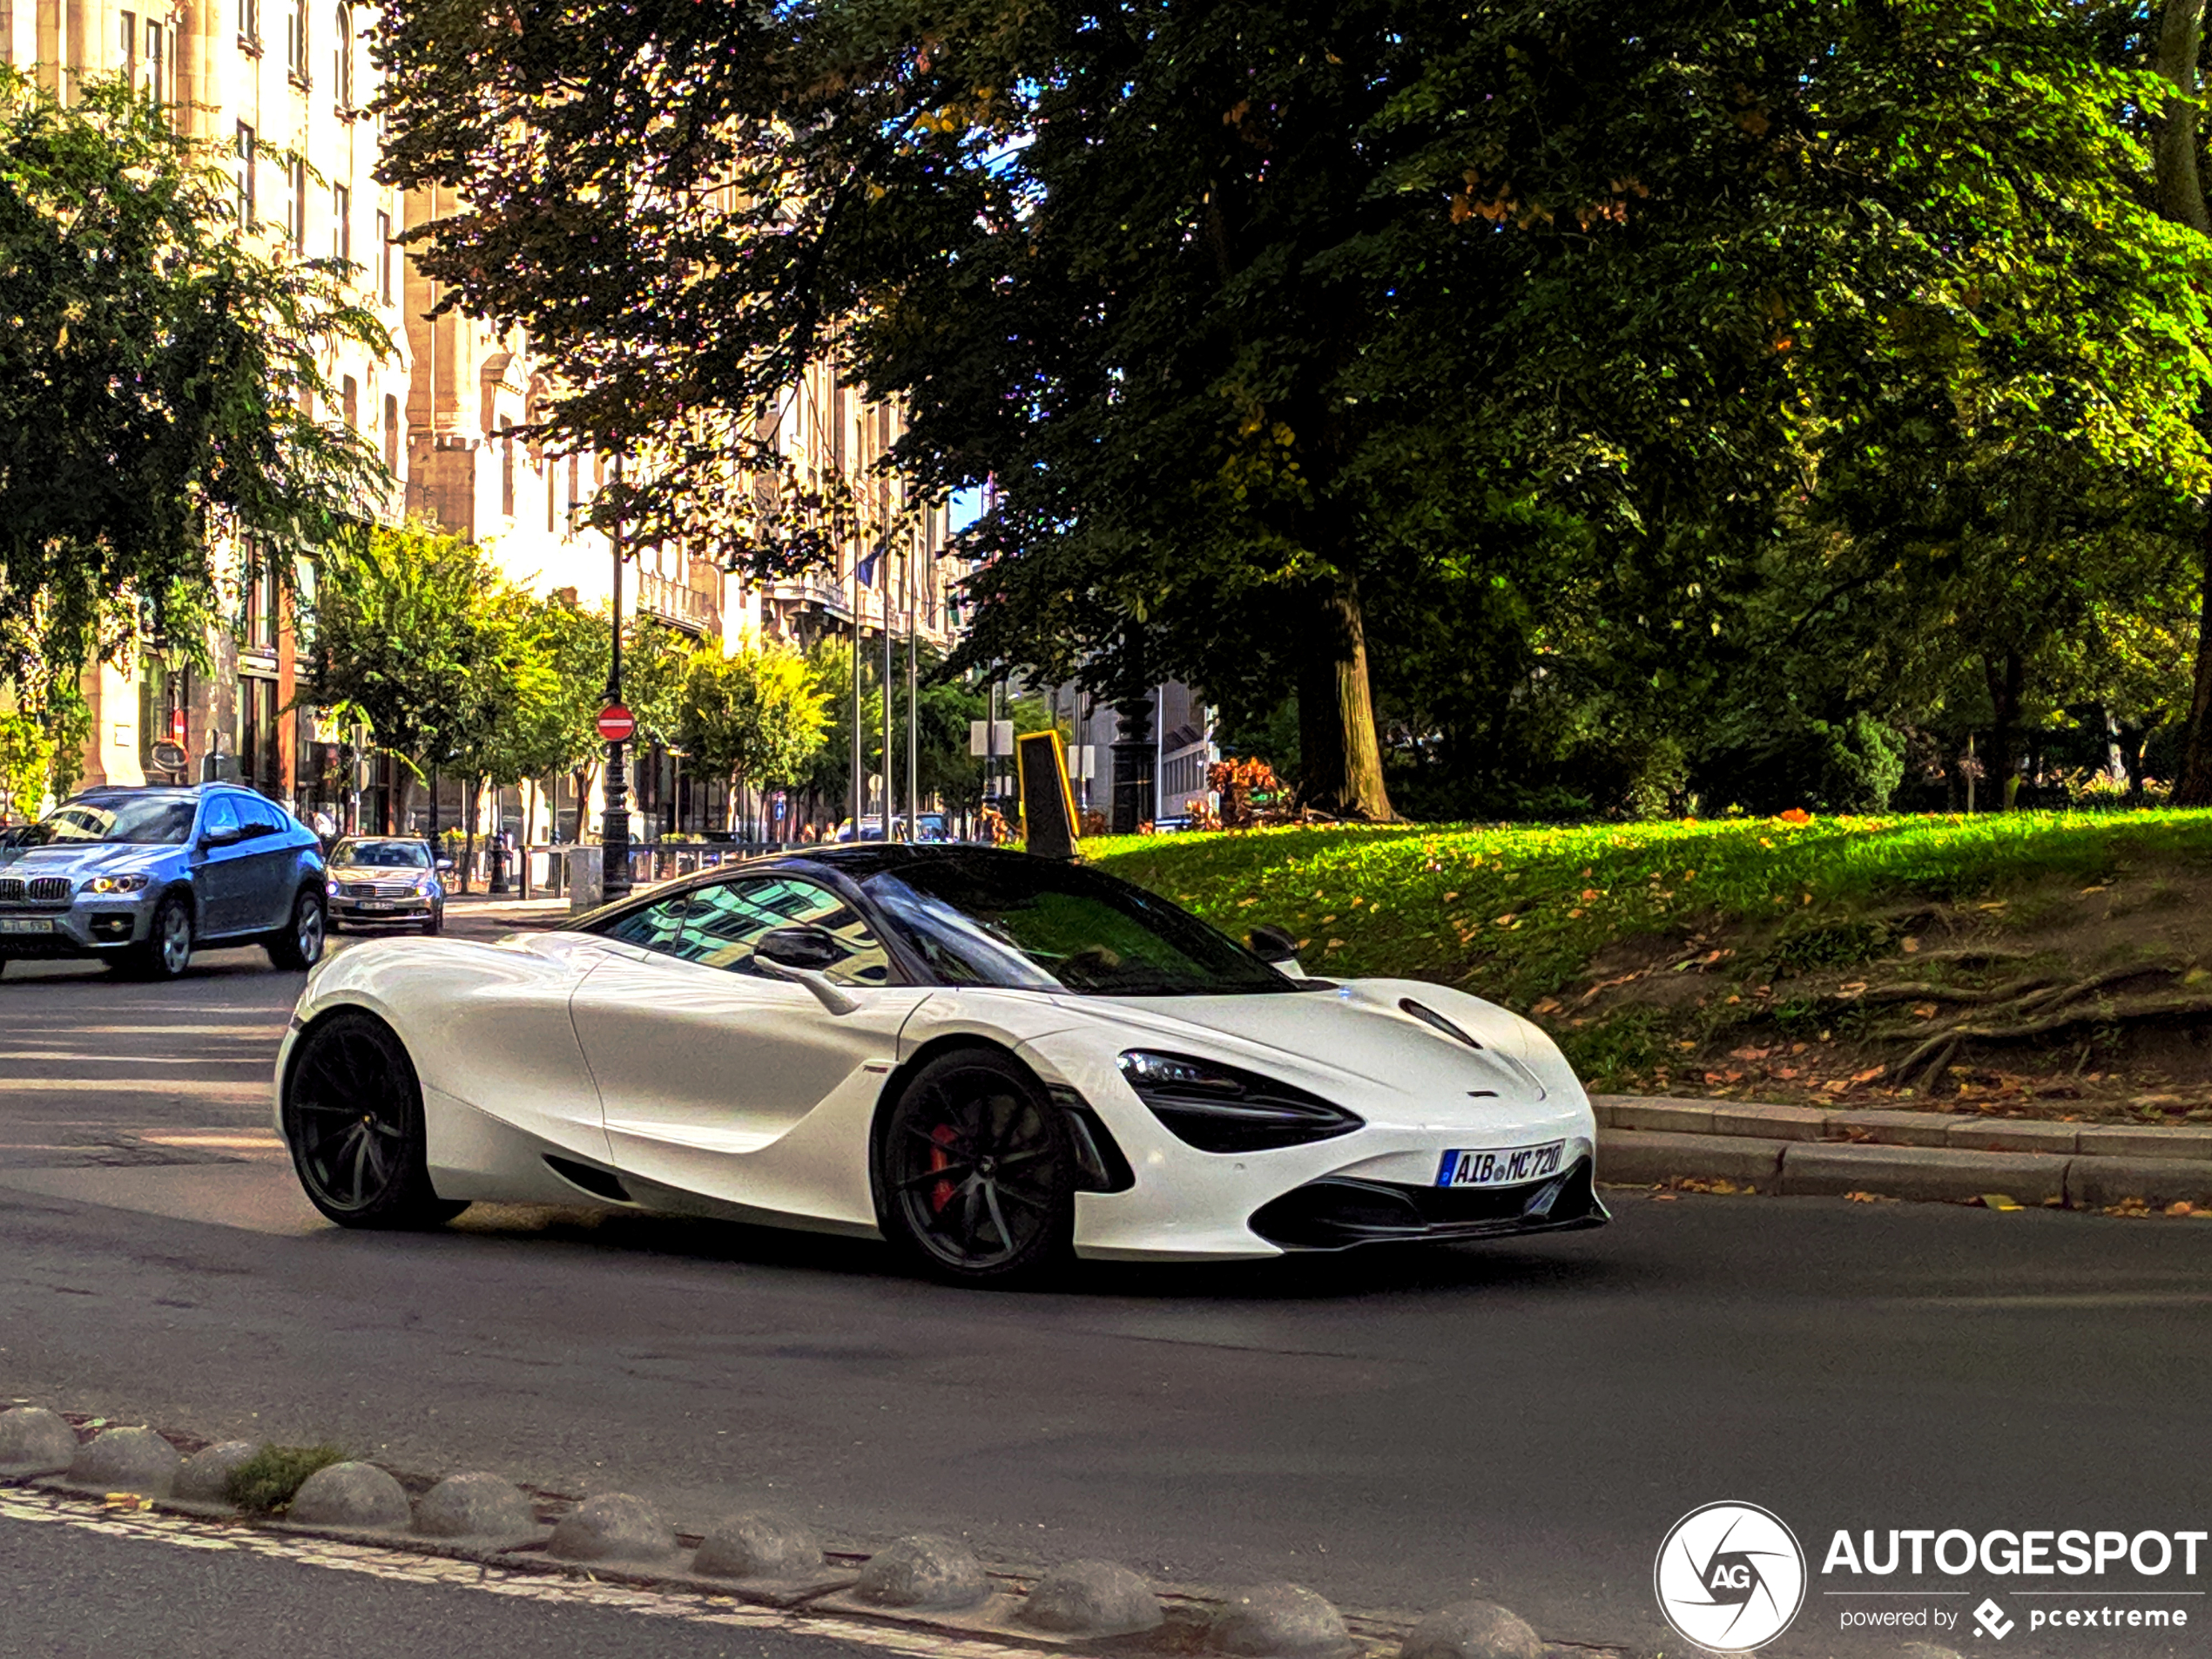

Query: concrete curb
<box><xmin>1595</xmin><ymin>1096</ymin><xmax>2212</xmax><ymax>1210</ymax></box>
<box><xmin>0</xmin><ymin>1408</ymin><xmax>1951</xmax><ymax>1659</ymax></box>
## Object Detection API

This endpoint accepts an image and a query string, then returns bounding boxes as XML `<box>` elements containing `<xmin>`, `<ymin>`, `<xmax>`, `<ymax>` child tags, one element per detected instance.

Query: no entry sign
<box><xmin>597</xmin><ymin>705</ymin><xmax>637</xmax><ymax>743</ymax></box>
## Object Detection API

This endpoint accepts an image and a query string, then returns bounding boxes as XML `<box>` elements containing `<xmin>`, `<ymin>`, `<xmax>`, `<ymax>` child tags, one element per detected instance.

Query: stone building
<box><xmin>6</xmin><ymin>8</ymin><xmax>959</xmax><ymax>837</ymax></box>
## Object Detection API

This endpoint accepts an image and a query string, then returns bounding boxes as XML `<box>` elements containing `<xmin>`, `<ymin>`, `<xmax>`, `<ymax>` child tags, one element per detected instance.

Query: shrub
<box><xmin>226</xmin><ymin>1444</ymin><xmax>351</xmax><ymax>1514</ymax></box>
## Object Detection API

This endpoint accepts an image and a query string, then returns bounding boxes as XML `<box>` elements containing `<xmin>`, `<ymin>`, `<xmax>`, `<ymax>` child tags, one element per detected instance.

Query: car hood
<box><xmin>1046</xmin><ymin>977</ymin><xmax>1554</xmax><ymax>1108</ymax></box>
<box><xmin>7</xmin><ymin>842</ymin><xmax>180</xmax><ymax>878</ymax></box>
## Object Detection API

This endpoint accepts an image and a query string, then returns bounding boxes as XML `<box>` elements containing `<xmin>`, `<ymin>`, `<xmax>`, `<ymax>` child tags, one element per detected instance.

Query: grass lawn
<box><xmin>1084</xmin><ymin>813</ymin><xmax>2212</xmax><ymax>1118</ymax></box>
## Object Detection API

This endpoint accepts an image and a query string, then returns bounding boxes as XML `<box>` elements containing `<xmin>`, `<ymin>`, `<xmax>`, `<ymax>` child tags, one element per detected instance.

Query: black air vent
<box><xmin>543</xmin><ymin>1156</ymin><xmax>631</xmax><ymax>1203</ymax></box>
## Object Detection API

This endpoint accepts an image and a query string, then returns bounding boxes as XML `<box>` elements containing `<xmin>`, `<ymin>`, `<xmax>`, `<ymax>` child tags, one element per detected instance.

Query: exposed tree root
<box><xmin>1885</xmin><ymin>989</ymin><xmax>2212</xmax><ymax>1081</ymax></box>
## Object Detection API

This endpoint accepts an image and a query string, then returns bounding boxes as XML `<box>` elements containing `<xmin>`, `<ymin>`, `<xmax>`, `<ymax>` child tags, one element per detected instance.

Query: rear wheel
<box><xmin>266</xmin><ymin>888</ymin><xmax>327</xmax><ymax>970</ymax></box>
<box><xmin>875</xmin><ymin>1049</ymin><xmax>1074</xmax><ymax>1286</ymax></box>
<box><xmin>281</xmin><ymin>1010</ymin><xmax>468</xmax><ymax>1229</ymax></box>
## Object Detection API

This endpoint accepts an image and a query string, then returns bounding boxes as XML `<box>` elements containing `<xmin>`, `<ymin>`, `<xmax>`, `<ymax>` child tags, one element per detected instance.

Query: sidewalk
<box><xmin>1595</xmin><ymin>1095</ymin><xmax>2212</xmax><ymax>1210</ymax></box>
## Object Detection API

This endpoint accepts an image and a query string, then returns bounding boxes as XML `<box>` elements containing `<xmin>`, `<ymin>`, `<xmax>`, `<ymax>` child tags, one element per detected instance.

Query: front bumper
<box><xmin>331</xmin><ymin>895</ymin><xmax>435</xmax><ymax>925</ymax></box>
<box><xmin>0</xmin><ymin>900</ymin><xmax>152</xmax><ymax>957</ymax></box>
<box><xmin>1248</xmin><ymin>1157</ymin><xmax>1608</xmax><ymax>1250</ymax></box>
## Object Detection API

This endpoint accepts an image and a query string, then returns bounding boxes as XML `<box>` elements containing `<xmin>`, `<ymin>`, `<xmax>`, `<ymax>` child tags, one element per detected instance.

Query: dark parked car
<box><xmin>0</xmin><ymin>785</ymin><xmax>327</xmax><ymax>979</ymax></box>
<box><xmin>324</xmin><ymin>836</ymin><xmax>448</xmax><ymax>934</ymax></box>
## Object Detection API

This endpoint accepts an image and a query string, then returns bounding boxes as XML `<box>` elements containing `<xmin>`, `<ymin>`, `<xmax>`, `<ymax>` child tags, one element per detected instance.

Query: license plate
<box><xmin>1437</xmin><ymin>1140</ymin><xmax>1566</xmax><ymax>1188</ymax></box>
<box><xmin>360</xmin><ymin>900</ymin><xmax>395</xmax><ymax>913</ymax></box>
<box><xmin>0</xmin><ymin>917</ymin><xmax>54</xmax><ymax>934</ymax></box>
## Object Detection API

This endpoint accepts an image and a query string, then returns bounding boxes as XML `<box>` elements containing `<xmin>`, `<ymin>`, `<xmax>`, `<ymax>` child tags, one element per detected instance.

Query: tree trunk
<box><xmin>1985</xmin><ymin>650</ymin><xmax>2026</xmax><ymax>812</ymax></box>
<box><xmin>2175</xmin><ymin>562</ymin><xmax>2212</xmax><ymax>804</ymax></box>
<box><xmin>1295</xmin><ymin>576</ymin><xmax>1394</xmax><ymax>820</ymax></box>
<box><xmin>2148</xmin><ymin>0</ymin><xmax>2212</xmax><ymax>806</ymax></box>
<box><xmin>462</xmin><ymin>774</ymin><xmax>480</xmax><ymax>895</ymax></box>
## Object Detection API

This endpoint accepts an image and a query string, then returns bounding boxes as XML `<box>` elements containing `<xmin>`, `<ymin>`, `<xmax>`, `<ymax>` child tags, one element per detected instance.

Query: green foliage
<box><xmin>0</xmin><ymin>707</ymin><xmax>53</xmax><ymax>819</ymax></box>
<box><xmin>374</xmin><ymin>0</ymin><xmax>2212</xmax><ymax>821</ymax></box>
<box><xmin>224</xmin><ymin>1444</ymin><xmax>350</xmax><ymax>1514</ymax></box>
<box><xmin>0</xmin><ymin>68</ymin><xmax>388</xmax><ymax>705</ymax></box>
<box><xmin>678</xmin><ymin>637</ymin><xmax>830</xmax><ymax>801</ymax></box>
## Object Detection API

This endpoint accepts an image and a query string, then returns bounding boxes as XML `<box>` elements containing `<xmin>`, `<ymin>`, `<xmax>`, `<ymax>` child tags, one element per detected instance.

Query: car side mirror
<box><xmin>436</xmin><ymin>859</ymin><xmax>455</xmax><ymax>873</ymax></box>
<box><xmin>754</xmin><ymin>926</ymin><xmax>859</xmax><ymax>1015</ymax></box>
<box><xmin>1249</xmin><ymin>924</ymin><xmax>1300</xmax><ymax>964</ymax></box>
<box><xmin>201</xmin><ymin>823</ymin><xmax>242</xmax><ymax>848</ymax></box>
<box><xmin>757</xmin><ymin>926</ymin><xmax>843</xmax><ymax>971</ymax></box>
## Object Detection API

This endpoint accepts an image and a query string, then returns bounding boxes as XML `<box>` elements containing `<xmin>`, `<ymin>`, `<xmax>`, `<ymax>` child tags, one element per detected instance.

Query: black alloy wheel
<box><xmin>281</xmin><ymin>1010</ymin><xmax>468</xmax><ymax>1229</ymax></box>
<box><xmin>876</xmin><ymin>1049</ymin><xmax>1074</xmax><ymax>1285</ymax></box>
<box><xmin>267</xmin><ymin>888</ymin><xmax>327</xmax><ymax>969</ymax></box>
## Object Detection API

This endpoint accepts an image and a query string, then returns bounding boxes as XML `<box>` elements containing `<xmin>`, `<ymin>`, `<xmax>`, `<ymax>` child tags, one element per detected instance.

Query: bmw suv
<box><xmin>0</xmin><ymin>785</ymin><xmax>327</xmax><ymax>979</ymax></box>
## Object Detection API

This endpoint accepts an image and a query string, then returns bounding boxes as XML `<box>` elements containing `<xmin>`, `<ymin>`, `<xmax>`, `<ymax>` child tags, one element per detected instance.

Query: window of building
<box><xmin>234</xmin><ymin>124</ymin><xmax>255</xmax><ymax>227</ymax></box>
<box><xmin>240</xmin><ymin>553</ymin><xmax>281</xmax><ymax>653</ymax></box>
<box><xmin>383</xmin><ymin>394</ymin><xmax>400</xmax><ymax>474</ymax></box>
<box><xmin>145</xmin><ymin>21</ymin><xmax>168</xmax><ymax>106</ymax></box>
<box><xmin>239</xmin><ymin>0</ymin><xmax>260</xmax><ymax>50</ymax></box>
<box><xmin>286</xmin><ymin>157</ymin><xmax>307</xmax><ymax>253</ymax></box>
<box><xmin>341</xmin><ymin>374</ymin><xmax>358</xmax><ymax>429</ymax></box>
<box><xmin>334</xmin><ymin>2</ymin><xmax>355</xmax><ymax>111</ymax></box>
<box><xmin>285</xmin><ymin>0</ymin><xmax>308</xmax><ymax>82</ymax></box>
<box><xmin>547</xmin><ymin>454</ymin><xmax>557</xmax><ymax>531</ymax></box>
<box><xmin>374</xmin><ymin>210</ymin><xmax>393</xmax><ymax>303</ymax></box>
<box><xmin>500</xmin><ymin>419</ymin><xmax>515</xmax><ymax>518</ymax></box>
<box><xmin>239</xmin><ymin>677</ymin><xmax>283</xmax><ymax>795</ymax></box>
<box><xmin>332</xmin><ymin>182</ymin><xmax>350</xmax><ymax>264</ymax></box>
<box><xmin>121</xmin><ymin>13</ymin><xmax>138</xmax><ymax>86</ymax></box>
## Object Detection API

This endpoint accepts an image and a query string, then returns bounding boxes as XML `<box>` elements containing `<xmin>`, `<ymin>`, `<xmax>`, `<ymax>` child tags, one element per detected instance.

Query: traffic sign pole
<box><xmin>602</xmin><ymin>455</ymin><xmax>632</xmax><ymax>903</ymax></box>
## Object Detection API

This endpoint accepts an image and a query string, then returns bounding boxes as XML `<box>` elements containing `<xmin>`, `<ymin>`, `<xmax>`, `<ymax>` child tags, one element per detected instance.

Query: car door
<box><xmin>190</xmin><ymin>794</ymin><xmax>253</xmax><ymax>937</ymax></box>
<box><xmin>567</xmin><ymin>873</ymin><xmax>929</xmax><ymax>1216</ymax></box>
<box><xmin>235</xmin><ymin>795</ymin><xmax>298</xmax><ymax>931</ymax></box>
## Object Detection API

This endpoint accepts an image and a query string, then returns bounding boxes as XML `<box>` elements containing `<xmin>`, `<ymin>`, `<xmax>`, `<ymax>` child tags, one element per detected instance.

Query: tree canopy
<box><xmin>1</xmin><ymin>69</ymin><xmax>388</xmax><ymax>761</ymax></box>
<box><xmin>375</xmin><ymin>0</ymin><xmax>2212</xmax><ymax>819</ymax></box>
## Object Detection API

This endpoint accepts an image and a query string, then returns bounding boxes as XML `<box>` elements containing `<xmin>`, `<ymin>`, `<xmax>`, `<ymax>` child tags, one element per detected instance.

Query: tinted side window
<box><xmin>678</xmin><ymin>877</ymin><xmax>892</xmax><ymax>986</ymax></box>
<box><xmin>241</xmin><ymin>796</ymin><xmax>287</xmax><ymax>838</ymax></box>
<box><xmin>200</xmin><ymin>796</ymin><xmax>240</xmax><ymax>840</ymax></box>
<box><xmin>597</xmin><ymin>891</ymin><xmax>692</xmax><ymax>957</ymax></box>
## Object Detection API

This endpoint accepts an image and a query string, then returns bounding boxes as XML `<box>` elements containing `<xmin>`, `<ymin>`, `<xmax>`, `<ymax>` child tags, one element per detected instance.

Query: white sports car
<box><xmin>274</xmin><ymin>846</ymin><xmax>1607</xmax><ymax>1283</ymax></box>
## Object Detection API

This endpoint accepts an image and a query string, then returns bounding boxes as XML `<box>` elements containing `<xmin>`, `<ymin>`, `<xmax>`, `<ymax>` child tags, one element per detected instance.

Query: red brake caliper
<box><xmin>928</xmin><ymin>1123</ymin><xmax>960</xmax><ymax>1214</ymax></box>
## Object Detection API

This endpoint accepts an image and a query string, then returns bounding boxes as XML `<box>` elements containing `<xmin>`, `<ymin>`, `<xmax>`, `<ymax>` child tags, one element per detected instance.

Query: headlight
<box><xmin>326</xmin><ymin>880</ymin><xmax>341</xmax><ymax>896</ymax></box>
<box><xmin>415</xmin><ymin>877</ymin><xmax>438</xmax><ymax>895</ymax></box>
<box><xmin>84</xmin><ymin>873</ymin><xmax>151</xmax><ymax>894</ymax></box>
<box><xmin>1116</xmin><ymin>1049</ymin><xmax>1363</xmax><ymax>1153</ymax></box>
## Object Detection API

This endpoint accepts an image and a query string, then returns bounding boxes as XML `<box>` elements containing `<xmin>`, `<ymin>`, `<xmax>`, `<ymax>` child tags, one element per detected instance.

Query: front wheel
<box><xmin>281</xmin><ymin>1010</ymin><xmax>468</xmax><ymax>1229</ymax></box>
<box><xmin>421</xmin><ymin>901</ymin><xmax>442</xmax><ymax>937</ymax></box>
<box><xmin>123</xmin><ymin>894</ymin><xmax>194</xmax><ymax>980</ymax></box>
<box><xmin>266</xmin><ymin>889</ymin><xmax>327</xmax><ymax>970</ymax></box>
<box><xmin>874</xmin><ymin>1049</ymin><xmax>1075</xmax><ymax>1286</ymax></box>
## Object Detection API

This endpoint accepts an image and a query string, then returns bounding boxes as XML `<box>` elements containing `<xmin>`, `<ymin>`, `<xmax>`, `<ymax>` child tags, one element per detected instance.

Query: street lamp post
<box><xmin>602</xmin><ymin>455</ymin><xmax>632</xmax><ymax>902</ymax></box>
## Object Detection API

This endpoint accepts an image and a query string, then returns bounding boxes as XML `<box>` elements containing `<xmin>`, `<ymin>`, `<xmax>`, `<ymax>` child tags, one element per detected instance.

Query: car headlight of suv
<box><xmin>1116</xmin><ymin>1049</ymin><xmax>1364</xmax><ymax>1153</ymax></box>
<box><xmin>415</xmin><ymin>877</ymin><xmax>438</xmax><ymax>896</ymax></box>
<box><xmin>84</xmin><ymin>873</ymin><xmax>151</xmax><ymax>894</ymax></box>
<box><xmin>326</xmin><ymin>879</ymin><xmax>342</xmax><ymax>896</ymax></box>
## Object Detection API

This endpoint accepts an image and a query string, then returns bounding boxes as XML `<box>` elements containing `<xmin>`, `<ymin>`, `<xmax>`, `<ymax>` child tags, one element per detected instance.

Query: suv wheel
<box><xmin>123</xmin><ymin>894</ymin><xmax>194</xmax><ymax>980</ymax></box>
<box><xmin>267</xmin><ymin>888</ymin><xmax>327</xmax><ymax>970</ymax></box>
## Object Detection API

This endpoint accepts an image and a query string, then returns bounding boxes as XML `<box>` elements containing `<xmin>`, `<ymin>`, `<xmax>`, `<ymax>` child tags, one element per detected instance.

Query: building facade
<box><xmin>6</xmin><ymin>8</ymin><xmax>961</xmax><ymax>839</ymax></box>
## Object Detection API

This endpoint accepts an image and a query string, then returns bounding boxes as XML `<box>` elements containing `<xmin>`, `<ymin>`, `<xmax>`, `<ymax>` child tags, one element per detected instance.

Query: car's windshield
<box><xmin>332</xmin><ymin>840</ymin><xmax>430</xmax><ymax>868</ymax></box>
<box><xmin>860</xmin><ymin>855</ymin><xmax>1297</xmax><ymax>996</ymax></box>
<box><xmin>40</xmin><ymin>795</ymin><xmax>197</xmax><ymax>846</ymax></box>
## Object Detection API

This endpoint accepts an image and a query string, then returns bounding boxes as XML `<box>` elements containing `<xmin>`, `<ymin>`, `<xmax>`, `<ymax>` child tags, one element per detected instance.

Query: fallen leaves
<box><xmin>1843</xmin><ymin>1190</ymin><xmax>1894</xmax><ymax>1204</ymax></box>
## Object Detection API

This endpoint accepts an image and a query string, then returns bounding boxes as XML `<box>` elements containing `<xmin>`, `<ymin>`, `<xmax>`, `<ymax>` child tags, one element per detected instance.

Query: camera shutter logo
<box><xmin>1653</xmin><ymin>1501</ymin><xmax>1807</xmax><ymax>1651</ymax></box>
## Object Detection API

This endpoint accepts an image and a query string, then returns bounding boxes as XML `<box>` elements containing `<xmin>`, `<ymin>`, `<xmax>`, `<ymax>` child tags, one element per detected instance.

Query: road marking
<box><xmin>0</xmin><ymin>1488</ymin><xmax>1054</xmax><ymax>1659</ymax></box>
<box><xmin>0</xmin><ymin>1052</ymin><xmax>273</xmax><ymax>1066</ymax></box>
<box><xmin>0</xmin><ymin>1080</ymin><xmax>266</xmax><ymax>1096</ymax></box>
<box><xmin>138</xmin><ymin>1132</ymin><xmax>284</xmax><ymax>1150</ymax></box>
<box><xmin>56</xmin><ymin>1026</ymin><xmax>290</xmax><ymax>1038</ymax></box>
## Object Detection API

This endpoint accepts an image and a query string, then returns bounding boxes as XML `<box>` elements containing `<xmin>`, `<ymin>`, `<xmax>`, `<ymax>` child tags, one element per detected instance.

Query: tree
<box><xmin>301</xmin><ymin>523</ymin><xmax>502</xmax><ymax>830</ymax></box>
<box><xmin>376</xmin><ymin>0</ymin><xmax>2212</xmax><ymax>821</ymax></box>
<box><xmin>678</xmin><ymin>638</ymin><xmax>830</xmax><ymax>832</ymax></box>
<box><xmin>1</xmin><ymin>70</ymin><xmax>387</xmax><ymax>726</ymax></box>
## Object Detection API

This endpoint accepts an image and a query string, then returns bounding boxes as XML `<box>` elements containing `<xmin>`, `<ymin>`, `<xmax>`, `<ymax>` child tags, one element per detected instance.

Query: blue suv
<box><xmin>0</xmin><ymin>785</ymin><xmax>327</xmax><ymax>979</ymax></box>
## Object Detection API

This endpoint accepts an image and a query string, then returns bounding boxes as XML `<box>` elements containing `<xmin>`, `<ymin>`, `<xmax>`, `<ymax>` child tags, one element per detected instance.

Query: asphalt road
<box><xmin>3</xmin><ymin>914</ymin><xmax>2209</xmax><ymax>1657</ymax></box>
